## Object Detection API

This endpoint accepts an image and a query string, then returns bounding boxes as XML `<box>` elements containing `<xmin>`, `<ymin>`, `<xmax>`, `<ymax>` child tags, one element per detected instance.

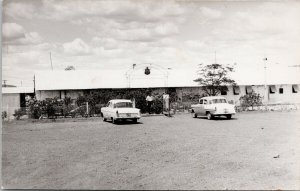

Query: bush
<box><xmin>27</xmin><ymin>97</ymin><xmax>74</xmax><ymax>119</ymax></box>
<box><xmin>13</xmin><ymin>108</ymin><xmax>26</xmax><ymax>120</ymax></box>
<box><xmin>239</xmin><ymin>92</ymin><xmax>263</xmax><ymax>110</ymax></box>
<box><xmin>2</xmin><ymin>111</ymin><xmax>7</xmax><ymax>119</ymax></box>
<box><xmin>74</xmin><ymin>89</ymin><xmax>166</xmax><ymax>114</ymax></box>
<box><xmin>152</xmin><ymin>97</ymin><xmax>163</xmax><ymax>114</ymax></box>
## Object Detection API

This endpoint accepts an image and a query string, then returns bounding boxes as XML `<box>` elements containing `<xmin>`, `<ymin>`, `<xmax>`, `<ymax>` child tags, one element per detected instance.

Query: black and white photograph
<box><xmin>1</xmin><ymin>0</ymin><xmax>300</xmax><ymax>190</ymax></box>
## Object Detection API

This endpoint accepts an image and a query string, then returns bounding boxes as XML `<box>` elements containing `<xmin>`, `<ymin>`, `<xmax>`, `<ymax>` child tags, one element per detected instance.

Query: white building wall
<box><xmin>268</xmin><ymin>84</ymin><xmax>300</xmax><ymax>104</ymax></box>
<box><xmin>2</xmin><ymin>93</ymin><xmax>20</xmax><ymax>117</ymax></box>
<box><xmin>35</xmin><ymin>84</ymin><xmax>300</xmax><ymax>105</ymax></box>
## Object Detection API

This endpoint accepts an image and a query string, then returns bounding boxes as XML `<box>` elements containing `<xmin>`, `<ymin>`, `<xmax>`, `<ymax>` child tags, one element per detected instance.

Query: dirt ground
<box><xmin>2</xmin><ymin>111</ymin><xmax>300</xmax><ymax>190</ymax></box>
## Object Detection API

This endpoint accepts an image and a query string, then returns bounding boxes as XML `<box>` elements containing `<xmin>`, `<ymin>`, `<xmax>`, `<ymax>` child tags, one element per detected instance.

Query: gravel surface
<box><xmin>2</xmin><ymin>111</ymin><xmax>300</xmax><ymax>189</ymax></box>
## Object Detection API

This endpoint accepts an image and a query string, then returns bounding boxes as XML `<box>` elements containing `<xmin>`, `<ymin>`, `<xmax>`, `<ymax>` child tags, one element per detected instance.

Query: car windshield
<box><xmin>114</xmin><ymin>102</ymin><xmax>133</xmax><ymax>108</ymax></box>
<box><xmin>212</xmin><ymin>99</ymin><xmax>227</xmax><ymax>103</ymax></box>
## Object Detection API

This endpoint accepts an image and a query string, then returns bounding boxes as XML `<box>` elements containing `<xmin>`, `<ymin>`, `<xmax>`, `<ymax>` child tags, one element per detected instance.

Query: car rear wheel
<box><xmin>226</xmin><ymin>114</ymin><xmax>232</xmax><ymax>119</ymax></box>
<box><xmin>206</xmin><ymin>112</ymin><xmax>213</xmax><ymax>120</ymax></box>
<box><xmin>132</xmin><ymin>118</ymin><xmax>138</xmax><ymax>123</ymax></box>
<box><xmin>103</xmin><ymin>117</ymin><xmax>107</xmax><ymax>121</ymax></box>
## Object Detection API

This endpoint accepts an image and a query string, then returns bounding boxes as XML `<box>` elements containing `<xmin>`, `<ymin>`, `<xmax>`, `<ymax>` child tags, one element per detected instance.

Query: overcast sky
<box><xmin>2</xmin><ymin>0</ymin><xmax>300</xmax><ymax>86</ymax></box>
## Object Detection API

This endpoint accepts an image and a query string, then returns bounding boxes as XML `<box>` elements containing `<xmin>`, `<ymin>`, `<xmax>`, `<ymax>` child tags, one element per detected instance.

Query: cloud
<box><xmin>154</xmin><ymin>22</ymin><xmax>179</xmax><ymax>36</ymax></box>
<box><xmin>92</xmin><ymin>37</ymin><xmax>119</xmax><ymax>50</ymax></box>
<box><xmin>2</xmin><ymin>22</ymin><xmax>43</xmax><ymax>45</ymax></box>
<box><xmin>4</xmin><ymin>0</ymin><xmax>185</xmax><ymax>24</ymax></box>
<box><xmin>63</xmin><ymin>38</ymin><xmax>91</xmax><ymax>56</ymax></box>
<box><xmin>199</xmin><ymin>7</ymin><xmax>221</xmax><ymax>19</ymax></box>
<box><xmin>2</xmin><ymin>23</ymin><xmax>25</xmax><ymax>41</ymax></box>
<box><xmin>3</xmin><ymin>1</ymin><xmax>36</xmax><ymax>19</ymax></box>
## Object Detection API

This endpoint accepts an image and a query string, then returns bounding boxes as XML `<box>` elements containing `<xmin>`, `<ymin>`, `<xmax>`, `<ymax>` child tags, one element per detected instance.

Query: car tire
<box><xmin>206</xmin><ymin>112</ymin><xmax>213</xmax><ymax>120</ymax></box>
<box><xmin>112</xmin><ymin>118</ymin><xmax>117</xmax><ymax>124</ymax></box>
<box><xmin>132</xmin><ymin>118</ymin><xmax>138</xmax><ymax>123</ymax></box>
<box><xmin>103</xmin><ymin>117</ymin><xmax>107</xmax><ymax>122</ymax></box>
<box><xmin>226</xmin><ymin>114</ymin><xmax>232</xmax><ymax>119</ymax></box>
<box><xmin>192</xmin><ymin>113</ymin><xmax>197</xmax><ymax>118</ymax></box>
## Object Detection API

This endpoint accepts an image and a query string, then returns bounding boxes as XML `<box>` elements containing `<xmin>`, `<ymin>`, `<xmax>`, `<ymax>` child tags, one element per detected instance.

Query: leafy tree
<box><xmin>194</xmin><ymin>63</ymin><xmax>236</xmax><ymax>96</ymax></box>
<box><xmin>65</xmin><ymin>65</ymin><xmax>75</xmax><ymax>71</ymax></box>
<box><xmin>239</xmin><ymin>92</ymin><xmax>263</xmax><ymax>109</ymax></box>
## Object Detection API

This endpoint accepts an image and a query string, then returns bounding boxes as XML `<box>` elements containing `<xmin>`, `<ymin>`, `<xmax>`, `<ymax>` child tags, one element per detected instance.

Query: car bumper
<box><xmin>212</xmin><ymin>112</ymin><xmax>235</xmax><ymax>116</ymax></box>
<box><xmin>116</xmin><ymin>114</ymin><xmax>141</xmax><ymax>120</ymax></box>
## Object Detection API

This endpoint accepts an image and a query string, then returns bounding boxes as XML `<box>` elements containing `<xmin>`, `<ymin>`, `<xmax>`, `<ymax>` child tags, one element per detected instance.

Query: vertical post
<box><xmin>33</xmin><ymin>75</ymin><xmax>36</xmax><ymax>97</ymax></box>
<box><xmin>86</xmin><ymin>102</ymin><xmax>89</xmax><ymax>117</ymax></box>
<box><xmin>264</xmin><ymin>58</ymin><xmax>268</xmax><ymax>107</ymax></box>
<box><xmin>50</xmin><ymin>52</ymin><xmax>53</xmax><ymax>71</ymax></box>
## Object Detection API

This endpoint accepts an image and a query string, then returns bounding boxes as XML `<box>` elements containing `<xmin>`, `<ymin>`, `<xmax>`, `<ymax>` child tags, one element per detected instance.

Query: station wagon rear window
<box><xmin>212</xmin><ymin>99</ymin><xmax>227</xmax><ymax>103</ymax></box>
<box><xmin>114</xmin><ymin>102</ymin><xmax>133</xmax><ymax>108</ymax></box>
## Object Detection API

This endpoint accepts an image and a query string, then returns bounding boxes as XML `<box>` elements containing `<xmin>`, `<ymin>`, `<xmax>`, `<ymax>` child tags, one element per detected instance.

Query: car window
<box><xmin>203</xmin><ymin>99</ymin><xmax>208</xmax><ymax>104</ymax></box>
<box><xmin>209</xmin><ymin>100</ymin><xmax>212</xmax><ymax>104</ymax></box>
<box><xmin>114</xmin><ymin>102</ymin><xmax>133</xmax><ymax>108</ymax></box>
<box><xmin>199</xmin><ymin>99</ymin><xmax>203</xmax><ymax>104</ymax></box>
<box><xmin>212</xmin><ymin>99</ymin><xmax>227</xmax><ymax>103</ymax></box>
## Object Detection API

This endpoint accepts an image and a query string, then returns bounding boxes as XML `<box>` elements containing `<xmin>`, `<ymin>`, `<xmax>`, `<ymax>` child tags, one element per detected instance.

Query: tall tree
<box><xmin>194</xmin><ymin>63</ymin><xmax>236</xmax><ymax>96</ymax></box>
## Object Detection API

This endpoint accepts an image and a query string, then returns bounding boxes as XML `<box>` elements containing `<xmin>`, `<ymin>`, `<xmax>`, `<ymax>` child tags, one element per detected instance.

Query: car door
<box><xmin>194</xmin><ymin>99</ymin><xmax>203</xmax><ymax>115</ymax></box>
<box><xmin>199</xmin><ymin>99</ymin><xmax>208</xmax><ymax>115</ymax></box>
<box><xmin>103</xmin><ymin>101</ymin><xmax>111</xmax><ymax>118</ymax></box>
<box><xmin>201</xmin><ymin>99</ymin><xmax>208</xmax><ymax>115</ymax></box>
<box><xmin>107</xmin><ymin>102</ymin><xmax>115</xmax><ymax>118</ymax></box>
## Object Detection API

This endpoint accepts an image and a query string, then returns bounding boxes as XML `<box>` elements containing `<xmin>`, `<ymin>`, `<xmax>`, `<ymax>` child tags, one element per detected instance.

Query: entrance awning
<box><xmin>245</xmin><ymin>86</ymin><xmax>253</xmax><ymax>94</ymax></box>
<box><xmin>269</xmin><ymin>85</ymin><xmax>276</xmax><ymax>93</ymax></box>
<box><xmin>292</xmin><ymin>84</ymin><xmax>299</xmax><ymax>93</ymax></box>
<box><xmin>233</xmin><ymin>86</ymin><xmax>240</xmax><ymax>95</ymax></box>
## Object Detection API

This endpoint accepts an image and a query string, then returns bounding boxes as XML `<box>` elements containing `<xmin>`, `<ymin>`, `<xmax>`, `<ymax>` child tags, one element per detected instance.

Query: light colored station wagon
<box><xmin>191</xmin><ymin>96</ymin><xmax>236</xmax><ymax>120</ymax></box>
<box><xmin>101</xmin><ymin>99</ymin><xmax>141</xmax><ymax>124</ymax></box>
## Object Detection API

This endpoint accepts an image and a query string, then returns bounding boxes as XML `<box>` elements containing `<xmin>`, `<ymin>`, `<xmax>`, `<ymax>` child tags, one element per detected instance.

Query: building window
<box><xmin>279</xmin><ymin>88</ymin><xmax>283</xmax><ymax>94</ymax></box>
<box><xmin>233</xmin><ymin>86</ymin><xmax>240</xmax><ymax>95</ymax></box>
<box><xmin>292</xmin><ymin>85</ymin><xmax>299</xmax><ymax>93</ymax></box>
<box><xmin>245</xmin><ymin>86</ymin><xmax>253</xmax><ymax>94</ymax></box>
<box><xmin>221</xmin><ymin>90</ymin><xmax>227</xmax><ymax>95</ymax></box>
<box><xmin>269</xmin><ymin>85</ymin><xmax>276</xmax><ymax>94</ymax></box>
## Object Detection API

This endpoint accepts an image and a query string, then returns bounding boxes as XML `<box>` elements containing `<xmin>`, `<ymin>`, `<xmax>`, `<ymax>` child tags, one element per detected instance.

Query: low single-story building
<box><xmin>2</xmin><ymin>87</ymin><xmax>34</xmax><ymax>118</ymax></box>
<box><xmin>34</xmin><ymin>69</ymin><xmax>300</xmax><ymax>106</ymax></box>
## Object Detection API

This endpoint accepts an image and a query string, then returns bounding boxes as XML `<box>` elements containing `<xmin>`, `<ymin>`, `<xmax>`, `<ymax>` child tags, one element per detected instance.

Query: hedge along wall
<box><xmin>77</xmin><ymin>88</ymin><xmax>171</xmax><ymax>114</ymax></box>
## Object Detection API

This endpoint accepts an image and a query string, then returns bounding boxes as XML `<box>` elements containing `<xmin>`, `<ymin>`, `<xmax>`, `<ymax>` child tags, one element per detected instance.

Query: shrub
<box><xmin>13</xmin><ymin>108</ymin><xmax>26</xmax><ymax>120</ymax></box>
<box><xmin>2</xmin><ymin>111</ymin><xmax>7</xmax><ymax>119</ymax></box>
<box><xmin>152</xmin><ymin>97</ymin><xmax>163</xmax><ymax>114</ymax></box>
<box><xmin>28</xmin><ymin>99</ymin><xmax>43</xmax><ymax>119</ymax></box>
<box><xmin>239</xmin><ymin>92</ymin><xmax>263</xmax><ymax>110</ymax></box>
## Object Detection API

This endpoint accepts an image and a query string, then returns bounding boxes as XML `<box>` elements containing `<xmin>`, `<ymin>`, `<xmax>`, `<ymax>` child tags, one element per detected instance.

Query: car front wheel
<box><xmin>112</xmin><ymin>118</ymin><xmax>117</xmax><ymax>124</ymax></box>
<box><xmin>192</xmin><ymin>113</ymin><xmax>198</xmax><ymax>118</ymax></box>
<box><xmin>206</xmin><ymin>112</ymin><xmax>213</xmax><ymax>120</ymax></box>
<box><xmin>132</xmin><ymin>118</ymin><xmax>138</xmax><ymax>123</ymax></box>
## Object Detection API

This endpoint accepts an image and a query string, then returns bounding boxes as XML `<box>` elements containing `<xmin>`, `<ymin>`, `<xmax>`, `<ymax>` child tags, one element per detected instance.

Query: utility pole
<box><xmin>33</xmin><ymin>75</ymin><xmax>36</xmax><ymax>96</ymax></box>
<box><xmin>50</xmin><ymin>52</ymin><xmax>53</xmax><ymax>71</ymax></box>
<box><xmin>263</xmin><ymin>57</ymin><xmax>268</xmax><ymax>106</ymax></box>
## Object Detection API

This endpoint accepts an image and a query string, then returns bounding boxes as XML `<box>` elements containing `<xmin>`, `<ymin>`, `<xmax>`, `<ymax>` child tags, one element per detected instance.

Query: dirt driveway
<box><xmin>2</xmin><ymin>111</ymin><xmax>300</xmax><ymax>189</ymax></box>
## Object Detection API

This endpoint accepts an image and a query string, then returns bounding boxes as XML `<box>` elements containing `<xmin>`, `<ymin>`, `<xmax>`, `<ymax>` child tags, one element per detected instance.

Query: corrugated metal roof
<box><xmin>34</xmin><ymin>68</ymin><xmax>300</xmax><ymax>91</ymax></box>
<box><xmin>2</xmin><ymin>87</ymin><xmax>34</xmax><ymax>94</ymax></box>
<box><xmin>35</xmin><ymin>69</ymin><xmax>200</xmax><ymax>90</ymax></box>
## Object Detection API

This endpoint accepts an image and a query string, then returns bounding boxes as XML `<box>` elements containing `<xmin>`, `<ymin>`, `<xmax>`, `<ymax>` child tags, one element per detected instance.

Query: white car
<box><xmin>191</xmin><ymin>96</ymin><xmax>236</xmax><ymax>120</ymax></box>
<box><xmin>101</xmin><ymin>99</ymin><xmax>141</xmax><ymax>124</ymax></box>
